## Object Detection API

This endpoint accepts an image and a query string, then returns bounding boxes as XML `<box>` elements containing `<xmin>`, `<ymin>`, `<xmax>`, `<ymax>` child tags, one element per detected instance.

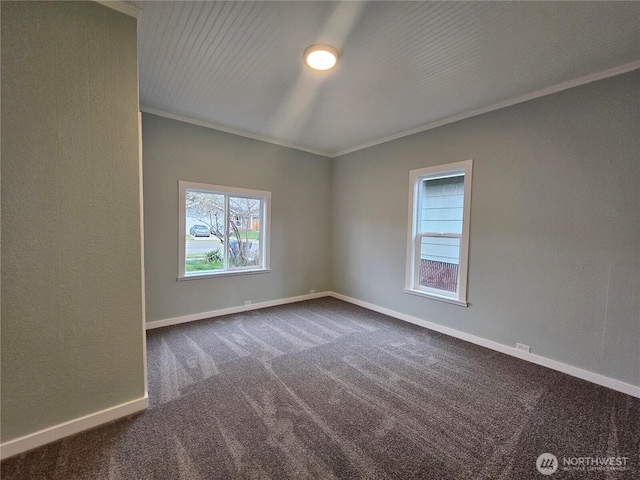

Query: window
<box><xmin>178</xmin><ymin>181</ymin><xmax>271</xmax><ymax>280</ymax></box>
<box><xmin>405</xmin><ymin>160</ymin><xmax>472</xmax><ymax>306</ymax></box>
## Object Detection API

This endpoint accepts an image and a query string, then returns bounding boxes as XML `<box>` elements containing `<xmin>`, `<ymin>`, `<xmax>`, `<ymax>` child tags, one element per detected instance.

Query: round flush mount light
<box><xmin>303</xmin><ymin>44</ymin><xmax>339</xmax><ymax>71</ymax></box>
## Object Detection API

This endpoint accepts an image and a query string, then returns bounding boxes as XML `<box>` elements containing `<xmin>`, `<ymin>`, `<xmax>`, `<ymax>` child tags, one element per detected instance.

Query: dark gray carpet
<box><xmin>2</xmin><ymin>298</ymin><xmax>639</xmax><ymax>479</ymax></box>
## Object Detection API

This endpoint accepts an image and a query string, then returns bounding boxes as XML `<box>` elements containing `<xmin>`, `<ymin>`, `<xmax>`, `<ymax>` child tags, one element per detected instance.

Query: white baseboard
<box><xmin>5</xmin><ymin>291</ymin><xmax>634</xmax><ymax>460</ymax></box>
<box><xmin>329</xmin><ymin>292</ymin><xmax>640</xmax><ymax>399</ymax></box>
<box><xmin>146</xmin><ymin>291</ymin><xmax>331</xmax><ymax>330</ymax></box>
<box><xmin>0</xmin><ymin>395</ymin><xmax>148</xmax><ymax>461</ymax></box>
<box><xmin>146</xmin><ymin>289</ymin><xmax>638</xmax><ymax>397</ymax></box>
<box><xmin>146</xmin><ymin>290</ymin><xmax>639</xmax><ymax>398</ymax></box>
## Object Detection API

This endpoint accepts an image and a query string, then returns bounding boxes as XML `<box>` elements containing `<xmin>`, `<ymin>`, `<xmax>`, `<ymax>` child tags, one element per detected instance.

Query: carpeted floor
<box><xmin>2</xmin><ymin>297</ymin><xmax>639</xmax><ymax>479</ymax></box>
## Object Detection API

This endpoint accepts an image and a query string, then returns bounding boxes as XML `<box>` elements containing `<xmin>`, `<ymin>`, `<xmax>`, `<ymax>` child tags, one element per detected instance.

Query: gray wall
<box><xmin>331</xmin><ymin>71</ymin><xmax>640</xmax><ymax>387</ymax></box>
<box><xmin>2</xmin><ymin>0</ymin><xmax>635</xmax><ymax>454</ymax></box>
<box><xmin>142</xmin><ymin>114</ymin><xmax>332</xmax><ymax>322</ymax></box>
<box><xmin>1</xmin><ymin>2</ymin><xmax>145</xmax><ymax>442</ymax></box>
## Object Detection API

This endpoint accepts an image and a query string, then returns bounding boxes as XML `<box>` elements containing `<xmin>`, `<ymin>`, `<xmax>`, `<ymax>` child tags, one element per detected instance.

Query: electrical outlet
<box><xmin>244</xmin><ymin>300</ymin><xmax>252</xmax><ymax>306</ymax></box>
<box><xmin>309</xmin><ymin>289</ymin><xmax>316</xmax><ymax>295</ymax></box>
<box><xmin>516</xmin><ymin>343</ymin><xmax>531</xmax><ymax>353</ymax></box>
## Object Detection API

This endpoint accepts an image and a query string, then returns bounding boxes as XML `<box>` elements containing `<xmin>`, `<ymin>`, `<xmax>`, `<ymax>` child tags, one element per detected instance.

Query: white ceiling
<box><xmin>136</xmin><ymin>1</ymin><xmax>640</xmax><ymax>157</ymax></box>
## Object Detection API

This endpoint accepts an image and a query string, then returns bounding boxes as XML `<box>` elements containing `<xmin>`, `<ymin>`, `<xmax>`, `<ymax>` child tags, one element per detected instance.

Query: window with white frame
<box><xmin>178</xmin><ymin>181</ymin><xmax>271</xmax><ymax>280</ymax></box>
<box><xmin>405</xmin><ymin>160</ymin><xmax>472</xmax><ymax>306</ymax></box>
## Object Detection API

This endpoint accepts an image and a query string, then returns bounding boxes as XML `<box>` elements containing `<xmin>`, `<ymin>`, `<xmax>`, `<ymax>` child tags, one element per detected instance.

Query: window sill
<box><xmin>403</xmin><ymin>288</ymin><xmax>468</xmax><ymax>307</ymax></box>
<box><xmin>178</xmin><ymin>268</ymin><xmax>272</xmax><ymax>281</ymax></box>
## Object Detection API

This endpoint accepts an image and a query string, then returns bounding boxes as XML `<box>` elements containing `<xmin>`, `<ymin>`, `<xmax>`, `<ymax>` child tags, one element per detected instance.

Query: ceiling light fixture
<box><xmin>303</xmin><ymin>44</ymin><xmax>339</xmax><ymax>71</ymax></box>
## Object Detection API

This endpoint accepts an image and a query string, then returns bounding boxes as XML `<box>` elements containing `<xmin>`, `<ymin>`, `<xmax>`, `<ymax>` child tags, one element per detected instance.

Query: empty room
<box><xmin>1</xmin><ymin>1</ymin><xmax>639</xmax><ymax>479</ymax></box>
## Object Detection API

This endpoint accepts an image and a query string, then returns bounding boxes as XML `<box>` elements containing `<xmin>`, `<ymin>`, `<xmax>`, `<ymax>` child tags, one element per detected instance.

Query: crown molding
<box><xmin>142</xmin><ymin>61</ymin><xmax>639</xmax><ymax>159</ymax></box>
<box><xmin>94</xmin><ymin>1</ymin><xmax>140</xmax><ymax>18</ymax></box>
<box><xmin>332</xmin><ymin>61</ymin><xmax>640</xmax><ymax>158</ymax></box>
<box><xmin>139</xmin><ymin>107</ymin><xmax>332</xmax><ymax>158</ymax></box>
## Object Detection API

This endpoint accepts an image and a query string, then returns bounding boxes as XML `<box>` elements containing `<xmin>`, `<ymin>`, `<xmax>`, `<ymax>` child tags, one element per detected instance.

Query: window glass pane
<box><xmin>179</xmin><ymin>181</ymin><xmax>270</xmax><ymax>279</ymax></box>
<box><xmin>228</xmin><ymin>196</ymin><xmax>261</xmax><ymax>269</ymax></box>
<box><xmin>185</xmin><ymin>190</ymin><xmax>225</xmax><ymax>273</ymax></box>
<box><xmin>420</xmin><ymin>176</ymin><xmax>464</xmax><ymax>234</ymax></box>
<box><xmin>419</xmin><ymin>236</ymin><xmax>460</xmax><ymax>293</ymax></box>
<box><xmin>406</xmin><ymin>161</ymin><xmax>471</xmax><ymax>303</ymax></box>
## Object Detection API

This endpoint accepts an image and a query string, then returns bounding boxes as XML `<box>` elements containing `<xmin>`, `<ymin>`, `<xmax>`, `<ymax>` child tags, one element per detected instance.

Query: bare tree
<box><xmin>229</xmin><ymin>197</ymin><xmax>260</xmax><ymax>266</ymax></box>
<box><xmin>186</xmin><ymin>191</ymin><xmax>224</xmax><ymax>241</ymax></box>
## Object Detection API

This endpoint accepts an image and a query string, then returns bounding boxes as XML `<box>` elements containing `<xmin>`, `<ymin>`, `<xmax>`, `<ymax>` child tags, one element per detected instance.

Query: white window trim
<box><xmin>178</xmin><ymin>181</ymin><xmax>271</xmax><ymax>280</ymax></box>
<box><xmin>404</xmin><ymin>159</ymin><xmax>473</xmax><ymax>306</ymax></box>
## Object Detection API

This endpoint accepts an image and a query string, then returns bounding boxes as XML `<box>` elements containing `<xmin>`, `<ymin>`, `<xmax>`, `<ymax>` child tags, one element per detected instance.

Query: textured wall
<box><xmin>142</xmin><ymin>114</ymin><xmax>332</xmax><ymax>322</ymax></box>
<box><xmin>331</xmin><ymin>72</ymin><xmax>640</xmax><ymax>387</ymax></box>
<box><xmin>1</xmin><ymin>2</ymin><xmax>145</xmax><ymax>442</ymax></box>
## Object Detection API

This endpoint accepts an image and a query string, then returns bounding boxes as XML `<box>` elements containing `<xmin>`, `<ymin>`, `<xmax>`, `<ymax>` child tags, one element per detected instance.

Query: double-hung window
<box><xmin>178</xmin><ymin>181</ymin><xmax>271</xmax><ymax>280</ymax></box>
<box><xmin>405</xmin><ymin>160</ymin><xmax>472</xmax><ymax>306</ymax></box>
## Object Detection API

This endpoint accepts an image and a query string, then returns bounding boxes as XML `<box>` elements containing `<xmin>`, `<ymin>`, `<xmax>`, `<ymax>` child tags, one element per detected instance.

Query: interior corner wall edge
<box><xmin>1</xmin><ymin>1</ymin><xmax>145</xmax><ymax>444</ymax></box>
<box><xmin>330</xmin><ymin>70</ymin><xmax>640</xmax><ymax>389</ymax></box>
<box><xmin>141</xmin><ymin>113</ymin><xmax>332</xmax><ymax>323</ymax></box>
